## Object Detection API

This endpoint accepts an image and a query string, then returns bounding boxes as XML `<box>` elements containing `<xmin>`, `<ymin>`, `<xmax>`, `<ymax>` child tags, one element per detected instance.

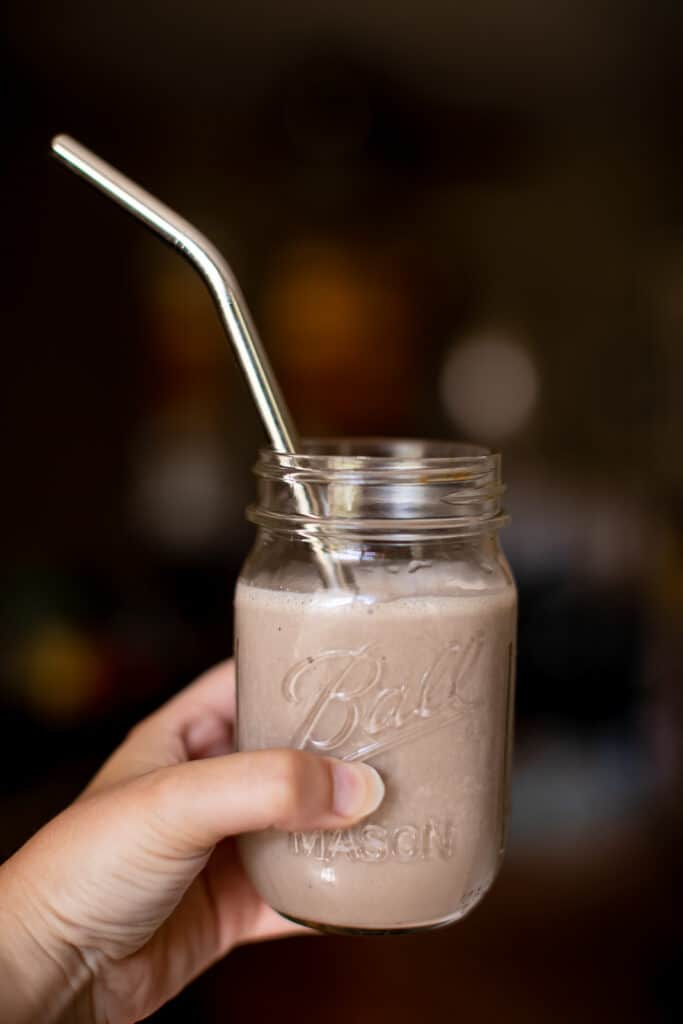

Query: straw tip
<box><xmin>51</xmin><ymin>133</ymin><xmax>73</xmax><ymax>156</ymax></box>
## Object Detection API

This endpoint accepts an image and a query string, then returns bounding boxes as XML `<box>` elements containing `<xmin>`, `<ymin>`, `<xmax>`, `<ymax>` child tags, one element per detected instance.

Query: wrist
<box><xmin>0</xmin><ymin>855</ymin><xmax>94</xmax><ymax>1024</ymax></box>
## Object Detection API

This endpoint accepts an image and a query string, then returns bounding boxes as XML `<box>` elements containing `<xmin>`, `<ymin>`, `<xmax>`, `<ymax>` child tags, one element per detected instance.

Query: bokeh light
<box><xmin>440</xmin><ymin>331</ymin><xmax>539</xmax><ymax>442</ymax></box>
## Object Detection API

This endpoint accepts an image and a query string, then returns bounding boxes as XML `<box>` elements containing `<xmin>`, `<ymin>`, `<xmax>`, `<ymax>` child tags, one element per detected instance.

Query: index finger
<box><xmin>83</xmin><ymin>660</ymin><xmax>236</xmax><ymax>797</ymax></box>
<box><xmin>153</xmin><ymin>658</ymin><xmax>236</xmax><ymax>732</ymax></box>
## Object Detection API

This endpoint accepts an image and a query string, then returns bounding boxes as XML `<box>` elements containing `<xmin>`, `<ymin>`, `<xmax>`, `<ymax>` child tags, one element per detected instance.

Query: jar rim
<box><xmin>257</xmin><ymin>437</ymin><xmax>496</xmax><ymax>472</ymax></box>
<box><xmin>255</xmin><ymin>436</ymin><xmax>491</xmax><ymax>460</ymax></box>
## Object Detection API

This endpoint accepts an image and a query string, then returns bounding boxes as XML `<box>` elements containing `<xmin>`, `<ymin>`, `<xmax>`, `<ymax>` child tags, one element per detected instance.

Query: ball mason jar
<box><xmin>236</xmin><ymin>439</ymin><xmax>517</xmax><ymax>934</ymax></box>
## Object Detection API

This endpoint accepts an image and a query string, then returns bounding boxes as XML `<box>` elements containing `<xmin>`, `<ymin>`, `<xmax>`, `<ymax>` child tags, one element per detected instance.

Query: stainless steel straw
<box><xmin>51</xmin><ymin>134</ymin><xmax>349</xmax><ymax>589</ymax></box>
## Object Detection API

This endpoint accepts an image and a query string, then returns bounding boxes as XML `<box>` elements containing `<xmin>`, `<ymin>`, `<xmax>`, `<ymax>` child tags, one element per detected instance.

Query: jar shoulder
<box><xmin>239</xmin><ymin>533</ymin><xmax>516</xmax><ymax>600</ymax></box>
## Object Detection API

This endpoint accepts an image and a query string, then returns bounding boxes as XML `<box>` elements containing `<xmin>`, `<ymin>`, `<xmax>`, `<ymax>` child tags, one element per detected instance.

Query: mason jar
<box><xmin>235</xmin><ymin>439</ymin><xmax>517</xmax><ymax>934</ymax></box>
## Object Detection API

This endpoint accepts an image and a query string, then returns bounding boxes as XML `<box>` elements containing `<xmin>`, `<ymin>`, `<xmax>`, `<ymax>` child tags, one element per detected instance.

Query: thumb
<box><xmin>141</xmin><ymin>748</ymin><xmax>385</xmax><ymax>856</ymax></box>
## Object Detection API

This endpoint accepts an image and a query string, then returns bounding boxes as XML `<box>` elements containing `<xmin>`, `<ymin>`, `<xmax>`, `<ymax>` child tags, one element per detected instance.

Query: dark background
<box><xmin>2</xmin><ymin>2</ymin><xmax>681</xmax><ymax>1020</ymax></box>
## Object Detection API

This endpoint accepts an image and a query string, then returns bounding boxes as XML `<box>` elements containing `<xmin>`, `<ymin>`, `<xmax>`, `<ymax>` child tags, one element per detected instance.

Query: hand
<box><xmin>0</xmin><ymin>660</ymin><xmax>384</xmax><ymax>1024</ymax></box>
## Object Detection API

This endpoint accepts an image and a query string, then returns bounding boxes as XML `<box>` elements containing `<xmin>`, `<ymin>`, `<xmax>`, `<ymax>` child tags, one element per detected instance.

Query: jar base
<box><xmin>276</xmin><ymin>909</ymin><xmax>463</xmax><ymax>937</ymax></box>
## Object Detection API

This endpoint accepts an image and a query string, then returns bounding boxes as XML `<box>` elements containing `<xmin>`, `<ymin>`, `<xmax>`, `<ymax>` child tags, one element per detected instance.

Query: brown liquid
<box><xmin>236</xmin><ymin>580</ymin><xmax>516</xmax><ymax>931</ymax></box>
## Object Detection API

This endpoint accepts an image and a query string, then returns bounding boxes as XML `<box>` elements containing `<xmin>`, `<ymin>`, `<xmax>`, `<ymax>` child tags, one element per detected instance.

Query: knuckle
<box><xmin>137</xmin><ymin>767</ymin><xmax>190</xmax><ymax>842</ymax></box>
<box><xmin>270</xmin><ymin>749</ymin><xmax>310</xmax><ymax>820</ymax></box>
<box><xmin>138</xmin><ymin>765</ymin><xmax>177</xmax><ymax>818</ymax></box>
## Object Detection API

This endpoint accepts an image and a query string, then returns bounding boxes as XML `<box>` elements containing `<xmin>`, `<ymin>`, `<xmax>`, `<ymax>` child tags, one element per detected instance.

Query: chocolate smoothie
<box><xmin>236</xmin><ymin>575</ymin><xmax>516</xmax><ymax>932</ymax></box>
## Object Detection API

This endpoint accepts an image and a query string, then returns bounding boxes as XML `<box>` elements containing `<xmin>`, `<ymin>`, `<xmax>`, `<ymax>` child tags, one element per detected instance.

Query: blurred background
<box><xmin>2</xmin><ymin>1</ymin><xmax>681</xmax><ymax>1020</ymax></box>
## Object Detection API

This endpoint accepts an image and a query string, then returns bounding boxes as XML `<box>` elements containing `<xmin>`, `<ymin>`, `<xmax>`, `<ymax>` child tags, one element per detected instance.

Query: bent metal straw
<box><xmin>51</xmin><ymin>134</ymin><xmax>350</xmax><ymax>589</ymax></box>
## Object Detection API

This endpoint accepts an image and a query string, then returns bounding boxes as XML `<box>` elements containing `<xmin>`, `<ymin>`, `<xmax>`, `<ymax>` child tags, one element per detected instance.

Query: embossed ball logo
<box><xmin>283</xmin><ymin>635</ymin><xmax>486</xmax><ymax>762</ymax></box>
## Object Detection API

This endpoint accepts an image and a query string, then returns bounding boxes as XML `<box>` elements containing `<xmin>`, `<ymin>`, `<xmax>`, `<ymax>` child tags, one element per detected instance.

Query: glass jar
<box><xmin>235</xmin><ymin>439</ymin><xmax>516</xmax><ymax>934</ymax></box>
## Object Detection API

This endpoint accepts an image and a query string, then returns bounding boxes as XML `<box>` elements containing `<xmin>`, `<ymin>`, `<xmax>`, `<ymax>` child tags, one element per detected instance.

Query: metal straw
<box><xmin>51</xmin><ymin>134</ymin><xmax>350</xmax><ymax>589</ymax></box>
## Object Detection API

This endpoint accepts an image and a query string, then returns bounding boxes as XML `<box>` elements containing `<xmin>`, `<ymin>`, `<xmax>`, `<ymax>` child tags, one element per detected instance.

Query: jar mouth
<box><xmin>255</xmin><ymin>438</ymin><xmax>499</xmax><ymax>485</ymax></box>
<box><xmin>250</xmin><ymin>437</ymin><xmax>507</xmax><ymax>536</ymax></box>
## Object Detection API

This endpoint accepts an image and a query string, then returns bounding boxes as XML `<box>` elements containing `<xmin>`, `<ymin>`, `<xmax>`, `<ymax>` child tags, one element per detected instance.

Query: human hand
<box><xmin>0</xmin><ymin>660</ymin><xmax>384</xmax><ymax>1023</ymax></box>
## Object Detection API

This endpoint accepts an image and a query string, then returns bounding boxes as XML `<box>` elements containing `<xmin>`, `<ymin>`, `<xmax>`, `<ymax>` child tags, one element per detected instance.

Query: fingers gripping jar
<box><xmin>235</xmin><ymin>439</ymin><xmax>517</xmax><ymax>934</ymax></box>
